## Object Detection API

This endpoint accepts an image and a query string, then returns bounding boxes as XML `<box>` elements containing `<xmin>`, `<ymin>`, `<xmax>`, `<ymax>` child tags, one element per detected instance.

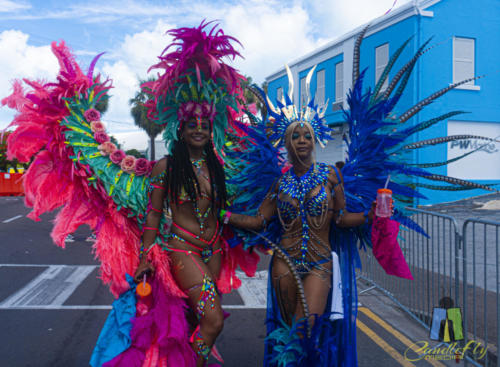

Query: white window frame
<box><xmin>335</xmin><ymin>61</ymin><xmax>344</xmax><ymax>103</ymax></box>
<box><xmin>300</xmin><ymin>76</ymin><xmax>307</xmax><ymax>108</ymax></box>
<box><xmin>375</xmin><ymin>43</ymin><xmax>389</xmax><ymax>92</ymax></box>
<box><xmin>453</xmin><ymin>37</ymin><xmax>480</xmax><ymax>90</ymax></box>
<box><xmin>315</xmin><ymin>69</ymin><xmax>325</xmax><ymax>106</ymax></box>
<box><xmin>277</xmin><ymin>87</ymin><xmax>283</xmax><ymax>102</ymax></box>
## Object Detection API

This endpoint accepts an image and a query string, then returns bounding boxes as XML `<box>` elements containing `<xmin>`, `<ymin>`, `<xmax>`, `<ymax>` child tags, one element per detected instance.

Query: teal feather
<box><xmin>403</xmin><ymin>135</ymin><xmax>500</xmax><ymax>150</ymax></box>
<box><xmin>410</xmin><ymin>140</ymin><xmax>494</xmax><ymax>167</ymax></box>
<box><xmin>402</xmin><ymin>111</ymin><xmax>466</xmax><ymax>136</ymax></box>
<box><xmin>371</xmin><ymin>36</ymin><xmax>413</xmax><ymax>103</ymax></box>
<box><xmin>415</xmin><ymin>183</ymin><xmax>496</xmax><ymax>191</ymax></box>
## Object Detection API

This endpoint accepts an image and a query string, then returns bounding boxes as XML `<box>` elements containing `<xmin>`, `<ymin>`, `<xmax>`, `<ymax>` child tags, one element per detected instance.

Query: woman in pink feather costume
<box><xmin>130</xmin><ymin>21</ymin><xmax>255</xmax><ymax>367</ymax></box>
<box><xmin>2</xmin><ymin>22</ymin><xmax>259</xmax><ymax>367</ymax></box>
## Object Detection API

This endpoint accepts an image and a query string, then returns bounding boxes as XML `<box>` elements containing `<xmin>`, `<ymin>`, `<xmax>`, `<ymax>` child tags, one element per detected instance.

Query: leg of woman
<box><xmin>271</xmin><ymin>256</ymin><xmax>298</xmax><ymax>325</ymax></box>
<box><xmin>169</xmin><ymin>251</ymin><xmax>224</xmax><ymax>367</ymax></box>
<box><xmin>206</xmin><ymin>244</ymin><xmax>222</xmax><ymax>281</ymax></box>
<box><xmin>297</xmin><ymin>263</ymin><xmax>332</xmax><ymax>327</ymax></box>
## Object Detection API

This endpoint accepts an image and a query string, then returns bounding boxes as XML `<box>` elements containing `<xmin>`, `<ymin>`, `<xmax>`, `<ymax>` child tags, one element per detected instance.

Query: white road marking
<box><xmin>0</xmin><ymin>305</ymin><xmax>111</xmax><ymax>310</ymax></box>
<box><xmin>0</xmin><ymin>265</ymin><xmax>96</xmax><ymax>308</ymax></box>
<box><xmin>2</xmin><ymin>214</ymin><xmax>23</xmax><ymax>223</ymax></box>
<box><xmin>0</xmin><ymin>264</ymin><xmax>64</xmax><ymax>267</ymax></box>
<box><xmin>0</xmin><ymin>265</ymin><xmax>269</xmax><ymax>310</ymax></box>
<box><xmin>0</xmin><ymin>304</ymin><xmax>265</xmax><ymax>310</ymax></box>
<box><xmin>236</xmin><ymin>270</ymin><xmax>268</xmax><ymax>309</ymax></box>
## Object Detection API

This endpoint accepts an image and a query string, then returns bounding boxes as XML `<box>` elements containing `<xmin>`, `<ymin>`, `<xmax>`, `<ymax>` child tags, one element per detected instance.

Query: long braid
<box><xmin>165</xmin><ymin>139</ymin><xmax>199</xmax><ymax>205</ymax></box>
<box><xmin>204</xmin><ymin>141</ymin><xmax>227</xmax><ymax>210</ymax></box>
<box><xmin>165</xmin><ymin>139</ymin><xmax>227</xmax><ymax>211</ymax></box>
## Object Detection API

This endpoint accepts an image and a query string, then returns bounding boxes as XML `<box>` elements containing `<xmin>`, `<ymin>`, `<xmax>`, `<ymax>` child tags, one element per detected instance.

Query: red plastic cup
<box><xmin>376</xmin><ymin>188</ymin><xmax>392</xmax><ymax>217</ymax></box>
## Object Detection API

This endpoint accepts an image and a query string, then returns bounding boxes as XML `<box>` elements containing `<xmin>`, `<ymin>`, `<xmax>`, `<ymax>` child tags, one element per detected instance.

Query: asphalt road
<box><xmin>0</xmin><ymin>197</ymin><xmax>462</xmax><ymax>367</ymax></box>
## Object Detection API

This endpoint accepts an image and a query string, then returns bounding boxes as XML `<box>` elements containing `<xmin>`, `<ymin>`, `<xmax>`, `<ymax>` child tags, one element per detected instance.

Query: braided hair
<box><xmin>165</xmin><ymin>138</ymin><xmax>227</xmax><ymax>212</ymax></box>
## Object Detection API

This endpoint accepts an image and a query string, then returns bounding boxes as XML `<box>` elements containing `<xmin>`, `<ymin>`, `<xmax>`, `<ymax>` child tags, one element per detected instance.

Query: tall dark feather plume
<box><xmin>416</xmin><ymin>183</ymin><xmax>496</xmax><ymax>191</ymax></box>
<box><xmin>399</xmin><ymin>75</ymin><xmax>485</xmax><ymax>123</ymax></box>
<box><xmin>352</xmin><ymin>24</ymin><xmax>370</xmax><ymax>85</ymax></box>
<box><xmin>383</xmin><ymin>37</ymin><xmax>433</xmax><ymax>99</ymax></box>
<box><xmin>403</xmin><ymin>135</ymin><xmax>500</xmax><ymax>150</ymax></box>
<box><xmin>371</xmin><ymin>36</ymin><xmax>413</xmax><ymax>103</ymax></box>
<box><xmin>416</xmin><ymin>174</ymin><xmax>499</xmax><ymax>192</ymax></box>
<box><xmin>410</xmin><ymin>140</ymin><xmax>496</xmax><ymax>168</ymax></box>
<box><xmin>401</xmin><ymin>111</ymin><xmax>467</xmax><ymax>136</ymax></box>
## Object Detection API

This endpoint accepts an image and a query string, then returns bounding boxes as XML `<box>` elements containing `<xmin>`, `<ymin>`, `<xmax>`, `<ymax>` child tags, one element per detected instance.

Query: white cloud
<box><xmin>0</xmin><ymin>0</ymin><xmax>31</xmax><ymax>12</ymax></box>
<box><xmin>119</xmin><ymin>19</ymin><xmax>174</xmax><ymax>74</ymax></box>
<box><xmin>221</xmin><ymin>2</ymin><xmax>323</xmax><ymax>83</ymax></box>
<box><xmin>0</xmin><ymin>1</ymin><xmax>179</xmax><ymax>21</ymax></box>
<box><xmin>112</xmin><ymin>130</ymin><xmax>149</xmax><ymax>151</ymax></box>
<box><xmin>0</xmin><ymin>1</ymin><xmax>418</xmax><ymax>141</ymax></box>
<box><xmin>306</xmin><ymin>0</ymin><xmax>413</xmax><ymax>36</ymax></box>
<box><xmin>100</xmin><ymin>60</ymin><xmax>139</xmax><ymax>126</ymax></box>
<box><xmin>97</xmin><ymin>20</ymin><xmax>175</xmax><ymax>138</ymax></box>
<box><xmin>0</xmin><ymin>30</ymin><xmax>59</xmax><ymax>129</ymax></box>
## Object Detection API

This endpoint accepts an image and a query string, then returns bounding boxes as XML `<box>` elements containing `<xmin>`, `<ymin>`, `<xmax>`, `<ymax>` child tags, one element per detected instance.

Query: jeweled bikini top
<box><xmin>277</xmin><ymin>163</ymin><xmax>331</xmax><ymax>264</ymax></box>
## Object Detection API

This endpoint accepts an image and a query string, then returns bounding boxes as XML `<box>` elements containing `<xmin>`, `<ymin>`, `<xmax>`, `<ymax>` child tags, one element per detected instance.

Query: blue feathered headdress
<box><xmin>253</xmin><ymin>64</ymin><xmax>332</xmax><ymax>148</ymax></box>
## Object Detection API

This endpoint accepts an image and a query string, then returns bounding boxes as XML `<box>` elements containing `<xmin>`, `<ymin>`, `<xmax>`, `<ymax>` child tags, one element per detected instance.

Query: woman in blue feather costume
<box><xmin>225</xmin><ymin>63</ymin><xmax>376</xmax><ymax>366</ymax></box>
<box><xmin>222</xmin><ymin>23</ymin><xmax>499</xmax><ymax>365</ymax></box>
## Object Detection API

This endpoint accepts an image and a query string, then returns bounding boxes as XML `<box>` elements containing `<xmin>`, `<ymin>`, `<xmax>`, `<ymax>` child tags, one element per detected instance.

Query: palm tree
<box><xmin>129</xmin><ymin>77</ymin><xmax>164</xmax><ymax>160</ymax></box>
<box><xmin>241</xmin><ymin>76</ymin><xmax>267</xmax><ymax>121</ymax></box>
<box><xmin>93</xmin><ymin>76</ymin><xmax>109</xmax><ymax>114</ymax></box>
<box><xmin>258</xmin><ymin>81</ymin><xmax>268</xmax><ymax>121</ymax></box>
<box><xmin>94</xmin><ymin>95</ymin><xmax>109</xmax><ymax>114</ymax></box>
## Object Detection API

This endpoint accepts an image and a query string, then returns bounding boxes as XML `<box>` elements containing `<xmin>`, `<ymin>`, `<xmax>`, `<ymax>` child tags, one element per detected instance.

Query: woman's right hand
<box><xmin>134</xmin><ymin>257</ymin><xmax>155</xmax><ymax>283</ymax></box>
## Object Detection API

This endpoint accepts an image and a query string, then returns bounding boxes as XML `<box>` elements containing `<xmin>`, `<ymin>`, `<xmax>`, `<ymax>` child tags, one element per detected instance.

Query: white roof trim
<box><xmin>265</xmin><ymin>0</ymin><xmax>441</xmax><ymax>82</ymax></box>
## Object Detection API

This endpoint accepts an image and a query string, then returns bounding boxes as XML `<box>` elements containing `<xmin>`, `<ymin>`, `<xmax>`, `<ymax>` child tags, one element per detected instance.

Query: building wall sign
<box><xmin>447</xmin><ymin>121</ymin><xmax>500</xmax><ymax>180</ymax></box>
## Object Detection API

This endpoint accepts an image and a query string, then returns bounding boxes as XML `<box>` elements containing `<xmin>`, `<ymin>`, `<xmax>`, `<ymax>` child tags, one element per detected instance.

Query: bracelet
<box><xmin>363</xmin><ymin>209</ymin><xmax>370</xmax><ymax>225</ymax></box>
<box><xmin>139</xmin><ymin>242</ymin><xmax>156</xmax><ymax>259</ymax></box>
<box><xmin>220</xmin><ymin>209</ymin><xmax>227</xmax><ymax>220</ymax></box>
<box><xmin>143</xmin><ymin>226</ymin><xmax>159</xmax><ymax>231</ymax></box>
<box><xmin>335</xmin><ymin>208</ymin><xmax>345</xmax><ymax>224</ymax></box>
<box><xmin>149</xmin><ymin>206</ymin><xmax>162</xmax><ymax>213</ymax></box>
<box><xmin>220</xmin><ymin>209</ymin><xmax>232</xmax><ymax>224</ymax></box>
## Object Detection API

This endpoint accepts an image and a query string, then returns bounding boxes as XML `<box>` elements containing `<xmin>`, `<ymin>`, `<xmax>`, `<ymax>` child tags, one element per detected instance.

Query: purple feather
<box><xmin>87</xmin><ymin>52</ymin><xmax>106</xmax><ymax>82</ymax></box>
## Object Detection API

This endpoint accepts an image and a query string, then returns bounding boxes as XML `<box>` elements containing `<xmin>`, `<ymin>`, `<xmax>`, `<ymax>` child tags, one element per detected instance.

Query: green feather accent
<box><xmin>61</xmin><ymin>90</ymin><xmax>152</xmax><ymax>217</ymax></box>
<box><xmin>126</xmin><ymin>173</ymin><xmax>135</xmax><ymax>196</ymax></box>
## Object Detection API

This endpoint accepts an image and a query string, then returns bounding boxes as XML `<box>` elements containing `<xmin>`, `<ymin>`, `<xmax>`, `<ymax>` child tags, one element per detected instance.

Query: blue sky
<box><xmin>0</xmin><ymin>0</ymin><xmax>410</xmax><ymax>149</ymax></box>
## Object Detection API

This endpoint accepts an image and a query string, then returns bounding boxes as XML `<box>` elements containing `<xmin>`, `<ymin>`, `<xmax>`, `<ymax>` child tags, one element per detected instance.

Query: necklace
<box><xmin>191</xmin><ymin>156</ymin><xmax>210</xmax><ymax>182</ymax></box>
<box><xmin>190</xmin><ymin>155</ymin><xmax>211</xmax><ymax>234</ymax></box>
<box><xmin>279</xmin><ymin>163</ymin><xmax>330</xmax><ymax>265</ymax></box>
<box><xmin>191</xmin><ymin>156</ymin><xmax>205</xmax><ymax>174</ymax></box>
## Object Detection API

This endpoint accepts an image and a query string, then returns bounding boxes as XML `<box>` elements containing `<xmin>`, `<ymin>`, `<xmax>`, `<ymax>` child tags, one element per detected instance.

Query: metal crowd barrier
<box><xmin>462</xmin><ymin>219</ymin><xmax>499</xmax><ymax>366</ymax></box>
<box><xmin>357</xmin><ymin>208</ymin><xmax>499</xmax><ymax>366</ymax></box>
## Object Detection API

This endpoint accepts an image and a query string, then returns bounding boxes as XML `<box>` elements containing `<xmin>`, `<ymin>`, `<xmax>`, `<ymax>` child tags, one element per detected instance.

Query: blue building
<box><xmin>265</xmin><ymin>0</ymin><xmax>500</xmax><ymax>205</ymax></box>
